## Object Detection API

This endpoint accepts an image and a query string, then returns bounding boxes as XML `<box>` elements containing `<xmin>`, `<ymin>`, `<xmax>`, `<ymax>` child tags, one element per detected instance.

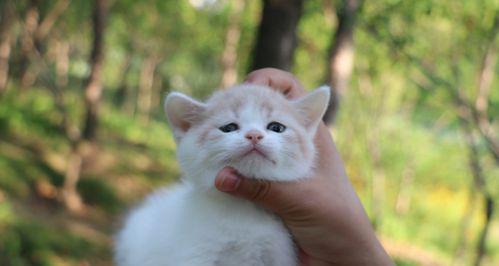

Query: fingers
<box><xmin>214</xmin><ymin>167</ymin><xmax>242</xmax><ymax>192</ymax></box>
<box><xmin>298</xmin><ymin>248</ymin><xmax>310</xmax><ymax>266</ymax></box>
<box><xmin>214</xmin><ymin>167</ymin><xmax>288</xmax><ymax>213</ymax></box>
<box><xmin>245</xmin><ymin>68</ymin><xmax>306</xmax><ymax>99</ymax></box>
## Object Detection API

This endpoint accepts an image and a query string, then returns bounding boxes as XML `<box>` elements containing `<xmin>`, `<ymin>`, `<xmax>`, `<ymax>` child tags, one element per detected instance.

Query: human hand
<box><xmin>214</xmin><ymin>68</ymin><xmax>394</xmax><ymax>266</ymax></box>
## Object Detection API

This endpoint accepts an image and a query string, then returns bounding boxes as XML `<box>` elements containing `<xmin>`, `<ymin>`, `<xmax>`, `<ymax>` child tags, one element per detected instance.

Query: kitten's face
<box><xmin>164</xmin><ymin>84</ymin><xmax>330</xmax><ymax>188</ymax></box>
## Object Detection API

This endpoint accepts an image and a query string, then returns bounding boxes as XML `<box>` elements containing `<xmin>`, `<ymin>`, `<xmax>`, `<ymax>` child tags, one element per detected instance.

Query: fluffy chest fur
<box><xmin>115</xmin><ymin>85</ymin><xmax>330</xmax><ymax>266</ymax></box>
<box><xmin>116</xmin><ymin>185</ymin><xmax>295</xmax><ymax>266</ymax></box>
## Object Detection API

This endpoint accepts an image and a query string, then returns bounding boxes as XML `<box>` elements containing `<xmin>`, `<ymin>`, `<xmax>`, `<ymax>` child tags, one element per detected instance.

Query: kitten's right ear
<box><xmin>164</xmin><ymin>92</ymin><xmax>206</xmax><ymax>140</ymax></box>
<box><xmin>292</xmin><ymin>85</ymin><xmax>330</xmax><ymax>135</ymax></box>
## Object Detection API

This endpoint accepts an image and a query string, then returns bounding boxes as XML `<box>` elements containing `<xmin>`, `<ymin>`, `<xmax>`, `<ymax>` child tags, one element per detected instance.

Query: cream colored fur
<box><xmin>115</xmin><ymin>84</ymin><xmax>330</xmax><ymax>266</ymax></box>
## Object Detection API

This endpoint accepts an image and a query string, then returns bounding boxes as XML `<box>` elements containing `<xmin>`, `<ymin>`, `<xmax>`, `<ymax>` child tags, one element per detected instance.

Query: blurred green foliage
<box><xmin>0</xmin><ymin>0</ymin><xmax>498</xmax><ymax>265</ymax></box>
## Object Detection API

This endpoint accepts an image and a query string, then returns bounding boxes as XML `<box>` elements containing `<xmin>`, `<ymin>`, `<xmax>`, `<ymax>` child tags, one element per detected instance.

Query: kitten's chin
<box><xmin>228</xmin><ymin>158</ymin><xmax>310</xmax><ymax>182</ymax></box>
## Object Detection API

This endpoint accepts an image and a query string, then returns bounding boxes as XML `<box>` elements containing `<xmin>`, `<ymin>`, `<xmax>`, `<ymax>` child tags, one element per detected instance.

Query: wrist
<box><xmin>325</xmin><ymin>232</ymin><xmax>394</xmax><ymax>266</ymax></box>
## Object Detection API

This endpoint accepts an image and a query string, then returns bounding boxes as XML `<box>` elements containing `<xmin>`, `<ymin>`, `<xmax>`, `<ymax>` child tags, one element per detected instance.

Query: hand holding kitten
<box><xmin>215</xmin><ymin>68</ymin><xmax>394</xmax><ymax>266</ymax></box>
<box><xmin>116</xmin><ymin>67</ymin><xmax>393</xmax><ymax>266</ymax></box>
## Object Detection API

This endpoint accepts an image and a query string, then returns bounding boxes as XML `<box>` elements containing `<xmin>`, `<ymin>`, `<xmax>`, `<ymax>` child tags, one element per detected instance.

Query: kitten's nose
<box><xmin>245</xmin><ymin>130</ymin><xmax>264</xmax><ymax>144</ymax></box>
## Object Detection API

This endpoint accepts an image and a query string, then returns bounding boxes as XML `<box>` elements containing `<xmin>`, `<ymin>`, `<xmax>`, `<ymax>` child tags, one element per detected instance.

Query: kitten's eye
<box><xmin>267</xmin><ymin>122</ymin><xmax>286</xmax><ymax>133</ymax></box>
<box><xmin>219</xmin><ymin>123</ymin><xmax>239</xmax><ymax>133</ymax></box>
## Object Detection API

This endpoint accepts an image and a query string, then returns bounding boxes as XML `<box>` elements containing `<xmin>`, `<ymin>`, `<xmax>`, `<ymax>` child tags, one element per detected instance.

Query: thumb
<box><xmin>214</xmin><ymin>167</ymin><xmax>288</xmax><ymax>212</ymax></box>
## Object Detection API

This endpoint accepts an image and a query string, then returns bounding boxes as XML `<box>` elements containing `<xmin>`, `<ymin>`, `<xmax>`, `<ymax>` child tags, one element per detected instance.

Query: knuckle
<box><xmin>250</xmin><ymin>180</ymin><xmax>272</xmax><ymax>201</ymax></box>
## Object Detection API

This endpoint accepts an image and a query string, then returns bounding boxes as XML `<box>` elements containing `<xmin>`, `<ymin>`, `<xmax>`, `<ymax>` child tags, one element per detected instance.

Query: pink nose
<box><xmin>245</xmin><ymin>130</ymin><xmax>264</xmax><ymax>144</ymax></box>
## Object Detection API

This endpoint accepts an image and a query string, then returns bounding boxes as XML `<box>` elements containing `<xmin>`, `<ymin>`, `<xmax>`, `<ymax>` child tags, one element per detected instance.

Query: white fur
<box><xmin>115</xmin><ymin>84</ymin><xmax>330</xmax><ymax>266</ymax></box>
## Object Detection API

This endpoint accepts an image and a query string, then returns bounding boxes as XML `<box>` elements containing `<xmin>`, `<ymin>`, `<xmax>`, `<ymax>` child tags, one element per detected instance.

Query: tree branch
<box><xmin>34</xmin><ymin>0</ymin><xmax>71</xmax><ymax>42</ymax></box>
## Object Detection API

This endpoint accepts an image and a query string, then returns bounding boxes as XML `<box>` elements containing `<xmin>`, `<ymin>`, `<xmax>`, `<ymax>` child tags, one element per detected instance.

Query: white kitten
<box><xmin>115</xmin><ymin>84</ymin><xmax>330</xmax><ymax>266</ymax></box>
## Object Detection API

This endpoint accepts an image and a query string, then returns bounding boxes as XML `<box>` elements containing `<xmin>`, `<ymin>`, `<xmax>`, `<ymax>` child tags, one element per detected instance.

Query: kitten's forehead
<box><xmin>205</xmin><ymin>84</ymin><xmax>291</xmax><ymax>116</ymax></box>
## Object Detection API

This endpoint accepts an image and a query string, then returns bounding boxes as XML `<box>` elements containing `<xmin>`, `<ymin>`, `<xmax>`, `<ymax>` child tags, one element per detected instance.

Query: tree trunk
<box><xmin>82</xmin><ymin>0</ymin><xmax>107</xmax><ymax>141</ymax></box>
<box><xmin>458</xmin><ymin>102</ymin><xmax>493</xmax><ymax>266</ymax></box>
<box><xmin>220</xmin><ymin>0</ymin><xmax>245</xmax><ymax>88</ymax></box>
<box><xmin>473</xmin><ymin>19</ymin><xmax>499</xmax><ymax>164</ymax></box>
<box><xmin>34</xmin><ymin>0</ymin><xmax>71</xmax><ymax>46</ymax></box>
<box><xmin>250</xmin><ymin>0</ymin><xmax>304</xmax><ymax>71</ymax></box>
<box><xmin>55</xmin><ymin>40</ymin><xmax>69</xmax><ymax>88</ymax></box>
<box><xmin>49</xmin><ymin>39</ymin><xmax>71</xmax><ymax>134</ymax></box>
<box><xmin>323</xmin><ymin>0</ymin><xmax>360</xmax><ymax>124</ymax></box>
<box><xmin>471</xmin><ymin>20</ymin><xmax>497</xmax><ymax>265</ymax></box>
<box><xmin>137</xmin><ymin>55</ymin><xmax>158</xmax><ymax>124</ymax></box>
<box><xmin>151</xmin><ymin>72</ymin><xmax>163</xmax><ymax>113</ymax></box>
<box><xmin>18</xmin><ymin>0</ymin><xmax>70</xmax><ymax>89</ymax></box>
<box><xmin>62</xmin><ymin>142</ymin><xmax>84</xmax><ymax>212</ymax></box>
<box><xmin>62</xmin><ymin>0</ymin><xmax>107</xmax><ymax>213</ymax></box>
<box><xmin>0</xmin><ymin>1</ymin><xmax>14</xmax><ymax>95</ymax></box>
<box><xmin>19</xmin><ymin>0</ymin><xmax>40</xmax><ymax>88</ymax></box>
<box><xmin>474</xmin><ymin>196</ymin><xmax>494</xmax><ymax>266</ymax></box>
<box><xmin>115</xmin><ymin>55</ymin><xmax>132</xmax><ymax>108</ymax></box>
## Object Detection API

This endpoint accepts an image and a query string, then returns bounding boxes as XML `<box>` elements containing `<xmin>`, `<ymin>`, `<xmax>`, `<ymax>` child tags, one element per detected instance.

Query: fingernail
<box><xmin>219</xmin><ymin>173</ymin><xmax>241</xmax><ymax>192</ymax></box>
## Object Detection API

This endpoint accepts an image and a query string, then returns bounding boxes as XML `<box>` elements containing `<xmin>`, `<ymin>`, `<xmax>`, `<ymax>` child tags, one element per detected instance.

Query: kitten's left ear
<box><xmin>292</xmin><ymin>85</ymin><xmax>330</xmax><ymax>134</ymax></box>
<box><xmin>164</xmin><ymin>92</ymin><xmax>206</xmax><ymax>140</ymax></box>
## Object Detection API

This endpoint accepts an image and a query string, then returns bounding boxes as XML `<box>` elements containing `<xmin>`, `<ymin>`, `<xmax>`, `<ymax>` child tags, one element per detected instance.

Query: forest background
<box><xmin>0</xmin><ymin>0</ymin><xmax>498</xmax><ymax>265</ymax></box>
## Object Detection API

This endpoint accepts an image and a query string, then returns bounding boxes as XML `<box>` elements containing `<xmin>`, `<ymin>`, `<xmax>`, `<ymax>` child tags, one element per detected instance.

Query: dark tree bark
<box><xmin>323</xmin><ymin>0</ymin><xmax>361</xmax><ymax>124</ymax></box>
<box><xmin>0</xmin><ymin>1</ymin><xmax>14</xmax><ymax>94</ymax></box>
<box><xmin>82</xmin><ymin>0</ymin><xmax>107</xmax><ymax>140</ymax></box>
<box><xmin>250</xmin><ymin>0</ymin><xmax>304</xmax><ymax>71</ymax></box>
<box><xmin>474</xmin><ymin>196</ymin><xmax>494</xmax><ymax>266</ymax></box>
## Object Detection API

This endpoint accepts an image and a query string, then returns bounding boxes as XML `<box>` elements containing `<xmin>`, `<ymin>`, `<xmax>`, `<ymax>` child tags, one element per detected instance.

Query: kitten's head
<box><xmin>164</xmin><ymin>84</ymin><xmax>329</xmax><ymax>188</ymax></box>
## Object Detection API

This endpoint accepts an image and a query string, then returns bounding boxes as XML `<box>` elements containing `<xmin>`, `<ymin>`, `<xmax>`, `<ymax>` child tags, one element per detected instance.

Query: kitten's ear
<box><xmin>164</xmin><ymin>92</ymin><xmax>206</xmax><ymax>140</ymax></box>
<box><xmin>292</xmin><ymin>85</ymin><xmax>330</xmax><ymax>134</ymax></box>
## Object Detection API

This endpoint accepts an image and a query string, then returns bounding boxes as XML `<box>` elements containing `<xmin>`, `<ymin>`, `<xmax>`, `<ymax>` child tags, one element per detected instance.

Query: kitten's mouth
<box><xmin>241</xmin><ymin>147</ymin><xmax>276</xmax><ymax>164</ymax></box>
<box><xmin>244</xmin><ymin>148</ymin><xmax>266</xmax><ymax>157</ymax></box>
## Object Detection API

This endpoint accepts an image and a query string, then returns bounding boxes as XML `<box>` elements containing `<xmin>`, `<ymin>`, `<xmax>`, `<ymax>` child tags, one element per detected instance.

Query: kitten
<box><xmin>115</xmin><ymin>84</ymin><xmax>330</xmax><ymax>266</ymax></box>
